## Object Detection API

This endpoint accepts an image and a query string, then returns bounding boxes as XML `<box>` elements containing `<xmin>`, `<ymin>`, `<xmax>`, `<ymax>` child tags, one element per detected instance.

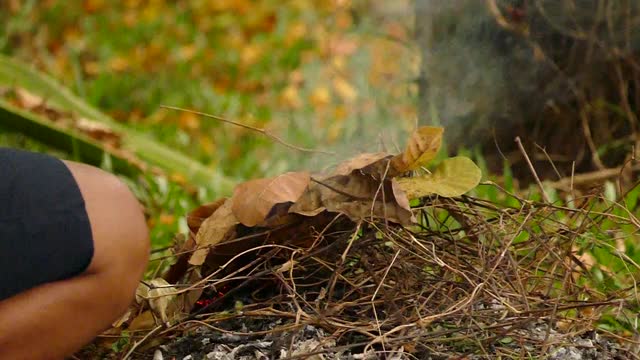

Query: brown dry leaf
<box><xmin>333</xmin><ymin>152</ymin><xmax>392</xmax><ymax>178</ymax></box>
<box><xmin>189</xmin><ymin>199</ymin><xmax>239</xmax><ymax>266</ymax></box>
<box><xmin>290</xmin><ymin>173</ymin><xmax>414</xmax><ymax>224</ymax></box>
<box><xmin>178</xmin><ymin>110</ymin><xmax>200</xmax><ymax>130</ymax></box>
<box><xmin>84</xmin><ymin>0</ymin><xmax>106</xmax><ymax>13</ymax></box>
<box><xmin>280</xmin><ymin>84</ymin><xmax>303</xmax><ymax>109</ymax></box>
<box><xmin>111</xmin><ymin>307</ymin><xmax>133</xmax><ymax>328</ymax></box>
<box><xmin>163</xmin><ymin>199</ymin><xmax>228</xmax><ymax>283</ymax></box>
<box><xmin>15</xmin><ymin>88</ymin><xmax>44</xmax><ymax>109</ymax></box>
<box><xmin>108</xmin><ymin>56</ymin><xmax>130</xmax><ymax>72</ymax></box>
<box><xmin>310</xmin><ymin>86</ymin><xmax>331</xmax><ymax>110</ymax></box>
<box><xmin>231</xmin><ymin>171</ymin><xmax>311</xmax><ymax>227</ymax></box>
<box><xmin>128</xmin><ymin>310</ymin><xmax>156</xmax><ymax>331</ymax></box>
<box><xmin>391</xmin><ymin>126</ymin><xmax>443</xmax><ymax>174</ymax></box>
<box><xmin>75</xmin><ymin>117</ymin><xmax>121</xmax><ymax>147</ymax></box>
<box><xmin>332</xmin><ymin>77</ymin><xmax>357</xmax><ymax>102</ymax></box>
<box><xmin>12</xmin><ymin>87</ymin><xmax>71</xmax><ymax>123</ymax></box>
<box><xmin>179</xmin><ymin>268</ymin><xmax>204</xmax><ymax>315</ymax></box>
<box><xmin>288</xmin><ymin>183</ymin><xmax>326</xmax><ymax>217</ymax></box>
<box><xmin>187</xmin><ymin>198</ymin><xmax>227</xmax><ymax>234</ymax></box>
<box><xmin>391</xmin><ymin>178</ymin><xmax>412</xmax><ymax>214</ymax></box>
<box><xmin>141</xmin><ymin>278</ymin><xmax>179</xmax><ymax>325</ymax></box>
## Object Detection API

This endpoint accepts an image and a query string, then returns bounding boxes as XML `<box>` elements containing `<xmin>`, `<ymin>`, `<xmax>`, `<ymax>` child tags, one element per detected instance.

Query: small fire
<box><xmin>194</xmin><ymin>284</ymin><xmax>232</xmax><ymax>309</ymax></box>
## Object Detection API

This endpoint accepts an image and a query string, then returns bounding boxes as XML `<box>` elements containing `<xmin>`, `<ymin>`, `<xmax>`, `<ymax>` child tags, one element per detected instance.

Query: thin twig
<box><xmin>534</xmin><ymin>143</ymin><xmax>563</xmax><ymax>180</ymax></box>
<box><xmin>161</xmin><ymin>105</ymin><xmax>335</xmax><ymax>155</ymax></box>
<box><xmin>310</xmin><ymin>177</ymin><xmax>369</xmax><ymax>200</ymax></box>
<box><xmin>548</xmin><ymin>163</ymin><xmax>640</xmax><ymax>191</ymax></box>
<box><xmin>122</xmin><ymin>325</ymin><xmax>163</xmax><ymax>360</ymax></box>
<box><xmin>570</xmin><ymin>161</ymin><xmax>576</xmax><ymax>197</ymax></box>
<box><xmin>515</xmin><ymin>136</ymin><xmax>551</xmax><ymax>203</ymax></box>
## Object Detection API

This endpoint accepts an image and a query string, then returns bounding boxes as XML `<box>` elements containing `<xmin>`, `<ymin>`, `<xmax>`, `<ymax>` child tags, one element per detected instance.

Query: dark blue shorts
<box><xmin>0</xmin><ymin>148</ymin><xmax>94</xmax><ymax>300</ymax></box>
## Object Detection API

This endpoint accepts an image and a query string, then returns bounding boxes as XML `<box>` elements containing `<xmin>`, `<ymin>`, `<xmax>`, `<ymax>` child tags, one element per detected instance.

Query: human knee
<box><xmin>63</xmin><ymin>161</ymin><xmax>150</xmax><ymax>288</ymax></box>
<box><xmin>100</xmin><ymin>173</ymin><xmax>150</xmax><ymax>274</ymax></box>
<box><xmin>88</xmin><ymin>171</ymin><xmax>150</xmax><ymax>313</ymax></box>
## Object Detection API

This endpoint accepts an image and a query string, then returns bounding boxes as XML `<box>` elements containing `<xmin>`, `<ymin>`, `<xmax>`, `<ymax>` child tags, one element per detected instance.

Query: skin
<box><xmin>0</xmin><ymin>161</ymin><xmax>150</xmax><ymax>359</ymax></box>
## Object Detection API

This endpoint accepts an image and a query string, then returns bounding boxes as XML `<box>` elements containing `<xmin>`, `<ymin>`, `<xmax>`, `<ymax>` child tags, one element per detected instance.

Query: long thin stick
<box><xmin>122</xmin><ymin>324</ymin><xmax>163</xmax><ymax>360</ymax></box>
<box><xmin>515</xmin><ymin>136</ymin><xmax>551</xmax><ymax>203</ymax></box>
<box><xmin>547</xmin><ymin>163</ymin><xmax>640</xmax><ymax>191</ymax></box>
<box><xmin>161</xmin><ymin>105</ymin><xmax>335</xmax><ymax>155</ymax></box>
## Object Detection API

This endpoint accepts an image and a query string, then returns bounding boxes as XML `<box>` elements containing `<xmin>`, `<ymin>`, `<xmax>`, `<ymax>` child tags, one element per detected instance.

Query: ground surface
<box><xmin>134</xmin><ymin>320</ymin><xmax>633</xmax><ymax>360</ymax></box>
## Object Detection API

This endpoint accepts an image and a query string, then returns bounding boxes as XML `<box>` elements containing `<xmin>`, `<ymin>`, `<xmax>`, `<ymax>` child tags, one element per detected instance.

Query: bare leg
<box><xmin>0</xmin><ymin>161</ymin><xmax>149</xmax><ymax>359</ymax></box>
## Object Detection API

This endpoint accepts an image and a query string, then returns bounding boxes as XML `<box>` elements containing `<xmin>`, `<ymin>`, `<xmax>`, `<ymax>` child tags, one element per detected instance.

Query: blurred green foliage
<box><xmin>0</xmin><ymin>0</ymin><xmax>416</xmax><ymax>177</ymax></box>
<box><xmin>0</xmin><ymin>0</ymin><xmax>416</xmax><ymax>248</ymax></box>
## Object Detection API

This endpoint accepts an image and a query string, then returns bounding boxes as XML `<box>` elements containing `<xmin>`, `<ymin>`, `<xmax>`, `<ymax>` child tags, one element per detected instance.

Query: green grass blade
<box><xmin>0</xmin><ymin>100</ymin><xmax>138</xmax><ymax>174</ymax></box>
<box><xmin>0</xmin><ymin>54</ymin><xmax>234</xmax><ymax>194</ymax></box>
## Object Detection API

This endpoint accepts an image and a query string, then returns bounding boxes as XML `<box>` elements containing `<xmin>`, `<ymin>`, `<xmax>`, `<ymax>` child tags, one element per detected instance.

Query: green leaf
<box><xmin>395</xmin><ymin>156</ymin><xmax>482</xmax><ymax>199</ymax></box>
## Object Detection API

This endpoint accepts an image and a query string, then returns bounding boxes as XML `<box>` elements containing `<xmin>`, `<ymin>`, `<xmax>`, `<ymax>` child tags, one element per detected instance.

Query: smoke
<box><xmin>272</xmin><ymin>0</ymin><xmax>640</xmax><ymax>176</ymax></box>
<box><xmin>415</xmin><ymin>0</ymin><xmax>529</xmax><ymax>148</ymax></box>
<box><xmin>270</xmin><ymin>0</ymin><xmax>418</xmax><ymax>175</ymax></box>
<box><xmin>414</xmin><ymin>0</ymin><xmax>640</xmax><ymax>167</ymax></box>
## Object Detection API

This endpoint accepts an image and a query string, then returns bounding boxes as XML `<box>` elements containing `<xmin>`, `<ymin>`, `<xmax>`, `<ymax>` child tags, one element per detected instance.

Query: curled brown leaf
<box><xmin>231</xmin><ymin>171</ymin><xmax>311</xmax><ymax>227</ymax></box>
<box><xmin>391</xmin><ymin>126</ymin><xmax>444</xmax><ymax>174</ymax></box>
<box><xmin>189</xmin><ymin>199</ymin><xmax>239</xmax><ymax>266</ymax></box>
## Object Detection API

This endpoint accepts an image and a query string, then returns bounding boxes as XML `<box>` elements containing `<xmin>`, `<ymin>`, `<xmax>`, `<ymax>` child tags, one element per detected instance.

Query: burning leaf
<box><xmin>290</xmin><ymin>173</ymin><xmax>414</xmax><ymax>224</ymax></box>
<box><xmin>189</xmin><ymin>199</ymin><xmax>239</xmax><ymax>266</ymax></box>
<box><xmin>391</xmin><ymin>126</ymin><xmax>443</xmax><ymax>174</ymax></box>
<box><xmin>231</xmin><ymin>171</ymin><xmax>311</xmax><ymax>227</ymax></box>
<box><xmin>333</xmin><ymin>152</ymin><xmax>392</xmax><ymax>178</ymax></box>
<box><xmin>395</xmin><ymin>156</ymin><xmax>481</xmax><ymax>199</ymax></box>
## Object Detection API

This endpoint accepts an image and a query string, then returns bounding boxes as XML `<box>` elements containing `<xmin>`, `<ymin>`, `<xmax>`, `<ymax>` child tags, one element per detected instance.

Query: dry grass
<box><xmin>123</xmin><ymin>188</ymin><xmax>640</xmax><ymax>358</ymax></box>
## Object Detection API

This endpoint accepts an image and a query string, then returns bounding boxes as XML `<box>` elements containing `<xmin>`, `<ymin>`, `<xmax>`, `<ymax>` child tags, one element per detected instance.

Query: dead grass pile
<box><xmin>115</xmin><ymin>191</ymin><xmax>640</xmax><ymax>358</ymax></box>
<box><xmin>94</xmin><ymin>126</ymin><xmax>640</xmax><ymax>358</ymax></box>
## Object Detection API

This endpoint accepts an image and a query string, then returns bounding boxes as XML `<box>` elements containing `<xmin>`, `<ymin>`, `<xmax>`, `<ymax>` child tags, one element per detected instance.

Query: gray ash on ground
<box><xmin>134</xmin><ymin>318</ymin><xmax>634</xmax><ymax>360</ymax></box>
<box><xmin>136</xmin><ymin>321</ymin><xmax>407</xmax><ymax>360</ymax></box>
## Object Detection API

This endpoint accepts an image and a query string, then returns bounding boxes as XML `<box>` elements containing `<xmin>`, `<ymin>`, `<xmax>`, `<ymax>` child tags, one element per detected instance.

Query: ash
<box><xmin>141</xmin><ymin>321</ymin><xmax>411</xmax><ymax>360</ymax></box>
<box><xmin>137</xmin><ymin>318</ymin><xmax>633</xmax><ymax>360</ymax></box>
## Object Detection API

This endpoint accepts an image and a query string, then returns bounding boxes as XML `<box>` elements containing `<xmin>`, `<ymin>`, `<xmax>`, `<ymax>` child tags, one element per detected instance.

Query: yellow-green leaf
<box><xmin>396</xmin><ymin>156</ymin><xmax>481</xmax><ymax>199</ymax></box>
<box><xmin>391</xmin><ymin>126</ymin><xmax>444</xmax><ymax>174</ymax></box>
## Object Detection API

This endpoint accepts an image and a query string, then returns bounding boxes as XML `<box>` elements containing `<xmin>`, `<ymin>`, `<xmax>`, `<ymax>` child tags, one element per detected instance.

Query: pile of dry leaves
<box><xmin>96</xmin><ymin>127</ymin><xmax>639</xmax><ymax>359</ymax></box>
